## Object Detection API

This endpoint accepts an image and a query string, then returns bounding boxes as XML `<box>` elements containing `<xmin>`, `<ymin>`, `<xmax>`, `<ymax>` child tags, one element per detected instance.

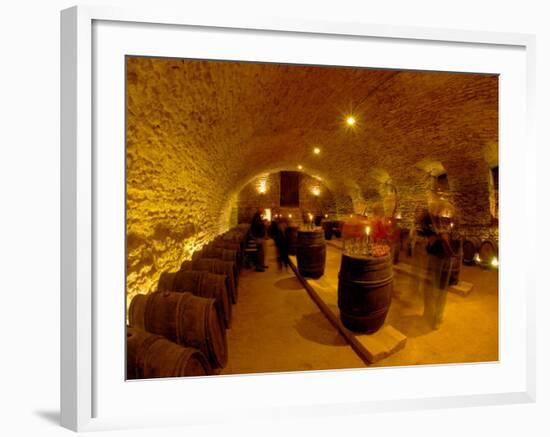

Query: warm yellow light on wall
<box><xmin>311</xmin><ymin>187</ymin><xmax>321</xmax><ymax>196</ymax></box>
<box><xmin>297</xmin><ymin>165</ymin><xmax>303</xmax><ymax>170</ymax></box>
<box><xmin>313</xmin><ymin>147</ymin><xmax>321</xmax><ymax>155</ymax></box>
<box><xmin>491</xmin><ymin>257</ymin><xmax>499</xmax><ymax>268</ymax></box>
<box><xmin>289</xmin><ymin>213</ymin><xmax>293</xmax><ymax>218</ymax></box>
<box><xmin>346</xmin><ymin>116</ymin><xmax>356</xmax><ymax>126</ymax></box>
<box><xmin>257</xmin><ymin>179</ymin><xmax>267</xmax><ymax>194</ymax></box>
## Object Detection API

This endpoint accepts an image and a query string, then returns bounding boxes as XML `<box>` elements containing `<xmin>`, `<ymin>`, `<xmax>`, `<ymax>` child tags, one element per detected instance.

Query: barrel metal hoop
<box><xmin>338</xmin><ymin>274</ymin><xmax>394</xmax><ymax>287</ymax></box>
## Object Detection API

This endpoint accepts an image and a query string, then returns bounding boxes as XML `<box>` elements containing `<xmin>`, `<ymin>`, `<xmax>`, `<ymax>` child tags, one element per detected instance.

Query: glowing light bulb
<box><xmin>297</xmin><ymin>165</ymin><xmax>303</xmax><ymax>170</ymax></box>
<box><xmin>312</xmin><ymin>187</ymin><xmax>321</xmax><ymax>196</ymax></box>
<box><xmin>346</xmin><ymin>116</ymin><xmax>356</xmax><ymax>126</ymax></box>
<box><xmin>289</xmin><ymin>214</ymin><xmax>292</xmax><ymax>218</ymax></box>
<box><xmin>257</xmin><ymin>179</ymin><xmax>267</xmax><ymax>194</ymax></box>
<box><xmin>313</xmin><ymin>147</ymin><xmax>321</xmax><ymax>155</ymax></box>
<box><xmin>491</xmin><ymin>257</ymin><xmax>499</xmax><ymax>268</ymax></box>
<box><xmin>324</xmin><ymin>214</ymin><xmax>328</xmax><ymax>218</ymax></box>
<box><xmin>474</xmin><ymin>253</ymin><xmax>481</xmax><ymax>263</ymax></box>
<box><xmin>366</xmin><ymin>226</ymin><xmax>371</xmax><ymax>236</ymax></box>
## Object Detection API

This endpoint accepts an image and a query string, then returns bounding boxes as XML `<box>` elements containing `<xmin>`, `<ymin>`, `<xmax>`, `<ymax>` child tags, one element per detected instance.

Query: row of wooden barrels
<box><xmin>126</xmin><ymin>224</ymin><xmax>250</xmax><ymax>380</ymax></box>
<box><xmin>461</xmin><ymin>236</ymin><xmax>499</xmax><ymax>266</ymax></box>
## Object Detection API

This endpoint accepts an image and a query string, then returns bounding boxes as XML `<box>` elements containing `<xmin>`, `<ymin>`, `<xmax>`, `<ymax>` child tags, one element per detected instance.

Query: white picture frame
<box><xmin>60</xmin><ymin>5</ymin><xmax>536</xmax><ymax>432</ymax></box>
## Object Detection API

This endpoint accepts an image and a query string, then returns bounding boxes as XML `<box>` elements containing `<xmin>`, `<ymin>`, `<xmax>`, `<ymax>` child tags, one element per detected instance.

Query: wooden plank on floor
<box><xmin>289</xmin><ymin>256</ymin><xmax>407</xmax><ymax>364</ymax></box>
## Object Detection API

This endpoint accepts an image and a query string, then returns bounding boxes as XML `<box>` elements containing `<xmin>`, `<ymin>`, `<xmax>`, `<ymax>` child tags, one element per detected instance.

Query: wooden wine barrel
<box><xmin>462</xmin><ymin>237</ymin><xmax>481</xmax><ymax>265</ymax></box>
<box><xmin>172</xmin><ymin>270</ymin><xmax>232</xmax><ymax>329</ymax></box>
<box><xmin>287</xmin><ymin>225</ymin><xmax>299</xmax><ymax>255</ymax></box>
<box><xmin>321</xmin><ymin>220</ymin><xmax>333</xmax><ymax>240</ymax></box>
<box><xmin>478</xmin><ymin>239</ymin><xmax>498</xmax><ymax>267</ymax></box>
<box><xmin>337</xmin><ymin>254</ymin><xmax>393</xmax><ymax>333</ymax></box>
<box><xmin>199</xmin><ymin>245</ymin><xmax>239</xmax><ymax>287</ymax></box>
<box><xmin>128</xmin><ymin>291</ymin><xmax>227</xmax><ymax>368</ymax></box>
<box><xmin>332</xmin><ymin>220</ymin><xmax>345</xmax><ymax>238</ymax></box>
<box><xmin>192</xmin><ymin>258</ymin><xmax>238</xmax><ymax>304</ymax></box>
<box><xmin>157</xmin><ymin>271</ymin><xmax>177</xmax><ymax>292</ymax></box>
<box><xmin>392</xmin><ymin>242</ymin><xmax>400</xmax><ymax>265</ymax></box>
<box><xmin>211</xmin><ymin>240</ymin><xmax>243</xmax><ymax>267</ymax></box>
<box><xmin>296</xmin><ymin>229</ymin><xmax>326</xmax><ymax>278</ymax></box>
<box><xmin>126</xmin><ymin>327</ymin><xmax>211</xmax><ymax>379</ymax></box>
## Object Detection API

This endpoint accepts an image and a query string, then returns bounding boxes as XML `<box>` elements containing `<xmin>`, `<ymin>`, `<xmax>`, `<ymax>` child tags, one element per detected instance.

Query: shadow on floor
<box><xmin>294</xmin><ymin>311</ymin><xmax>348</xmax><ymax>346</ymax></box>
<box><xmin>34</xmin><ymin>410</ymin><xmax>60</xmax><ymax>425</ymax></box>
<box><xmin>389</xmin><ymin>314</ymin><xmax>433</xmax><ymax>338</ymax></box>
<box><xmin>273</xmin><ymin>277</ymin><xmax>304</xmax><ymax>291</ymax></box>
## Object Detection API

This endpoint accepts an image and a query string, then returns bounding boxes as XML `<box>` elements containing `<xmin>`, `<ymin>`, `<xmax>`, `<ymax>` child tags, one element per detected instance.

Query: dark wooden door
<box><xmin>280</xmin><ymin>171</ymin><xmax>300</xmax><ymax>207</ymax></box>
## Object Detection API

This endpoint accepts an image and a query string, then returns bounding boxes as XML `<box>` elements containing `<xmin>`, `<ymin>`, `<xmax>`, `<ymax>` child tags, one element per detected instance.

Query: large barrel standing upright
<box><xmin>337</xmin><ymin>254</ymin><xmax>393</xmax><ymax>333</ymax></box>
<box><xmin>321</xmin><ymin>220</ymin><xmax>333</xmax><ymax>240</ymax></box>
<box><xmin>332</xmin><ymin>220</ymin><xmax>345</xmax><ymax>238</ymax></box>
<box><xmin>126</xmin><ymin>327</ymin><xmax>211</xmax><ymax>379</ymax></box>
<box><xmin>296</xmin><ymin>228</ymin><xmax>326</xmax><ymax>278</ymax></box>
<box><xmin>128</xmin><ymin>291</ymin><xmax>227</xmax><ymax>368</ymax></box>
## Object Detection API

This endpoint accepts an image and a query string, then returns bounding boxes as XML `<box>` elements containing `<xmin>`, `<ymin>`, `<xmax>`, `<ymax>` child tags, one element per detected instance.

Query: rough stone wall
<box><xmin>236</xmin><ymin>172</ymin><xmax>281</xmax><ymax>223</ymax></box>
<box><xmin>298</xmin><ymin>174</ymin><xmax>337</xmax><ymax>217</ymax></box>
<box><xmin>236</xmin><ymin>171</ymin><xmax>337</xmax><ymax>222</ymax></box>
<box><xmin>126</xmin><ymin>58</ymin><xmax>236</xmax><ymax>306</ymax></box>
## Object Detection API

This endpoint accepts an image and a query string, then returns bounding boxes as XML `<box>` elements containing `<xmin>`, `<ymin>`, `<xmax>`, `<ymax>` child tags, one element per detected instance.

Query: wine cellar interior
<box><xmin>126</xmin><ymin>56</ymin><xmax>499</xmax><ymax>379</ymax></box>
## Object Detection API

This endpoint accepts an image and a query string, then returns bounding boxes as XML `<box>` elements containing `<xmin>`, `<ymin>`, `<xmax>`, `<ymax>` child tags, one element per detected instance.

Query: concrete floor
<box><xmin>221</xmin><ymin>238</ymin><xmax>498</xmax><ymax>375</ymax></box>
<box><xmin>221</xmin><ymin>240</ymin><xmax>365</xmax><ymax>375</ymax></box>
<box><xmin>321</xmin><ymin>241</ymin><xmax>499</xmax><ymax>367</ymax></box>
<box><xmin>381</xmin><ymin>248</ymin><xmax>499</xmax><ymax>367</ymax></box>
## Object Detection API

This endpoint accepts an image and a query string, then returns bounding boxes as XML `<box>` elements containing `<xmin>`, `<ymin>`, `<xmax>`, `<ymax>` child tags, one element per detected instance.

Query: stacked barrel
<box><xmin>462</xmin><ymin>236</ymin><xmax>499</xmax><ymax>268</ymax></box>
<box><xmin>127</xmin><ymin>225</ymin><xmax>250</xmax><ymax>379</ymax></box>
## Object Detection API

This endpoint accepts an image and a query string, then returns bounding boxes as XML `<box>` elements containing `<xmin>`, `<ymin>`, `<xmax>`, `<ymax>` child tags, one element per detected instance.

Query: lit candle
<box><xmin>365</xmin><ymin>226</ymin><xmax>371</xmax><ymax>245</ymax></box>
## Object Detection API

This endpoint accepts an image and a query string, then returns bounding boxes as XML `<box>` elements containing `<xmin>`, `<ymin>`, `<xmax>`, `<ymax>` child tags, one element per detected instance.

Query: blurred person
<box><xmin>422</xmin><ymin>231</ymin><xmax>452</xmax><ymax>329</ymax></box>
<box><xmin>250</xmin><ymin>207</ymin><xmax>268</xmax><ymax>272</ymax></box>
<box><xmin>274</xmin><ymin>218</ymin><xmax>290</xmax><ymax>272</ymax></box>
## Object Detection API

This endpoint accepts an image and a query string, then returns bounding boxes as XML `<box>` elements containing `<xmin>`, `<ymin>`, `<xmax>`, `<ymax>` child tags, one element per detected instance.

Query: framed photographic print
<box><xmin>61</xmin><ymin>5</ymin><xmax>536</xmax><ymax>432</ymax></box>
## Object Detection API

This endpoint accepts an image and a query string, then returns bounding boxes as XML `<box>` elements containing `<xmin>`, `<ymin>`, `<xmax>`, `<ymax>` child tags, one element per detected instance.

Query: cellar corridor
<box><xmin>221</xmin><ymin>239</ymin><xmax>364</xmax><ymax>375</ymax></box>
<box><xmin>125</xmin><ymin>56</ymin><xmax>500</xmax><ymax>379</ymax></box>
<box><xmin>216</xmin><ymin>237</ymin><xmax>498</xmax><ymax>375</ymax></box>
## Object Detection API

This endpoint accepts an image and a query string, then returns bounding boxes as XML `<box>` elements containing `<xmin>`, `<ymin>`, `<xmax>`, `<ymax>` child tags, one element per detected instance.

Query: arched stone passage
<box><xmin>234</xmin><ymin>170</ymin><xmax>339</xmax><ymax>223</ymax></box>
